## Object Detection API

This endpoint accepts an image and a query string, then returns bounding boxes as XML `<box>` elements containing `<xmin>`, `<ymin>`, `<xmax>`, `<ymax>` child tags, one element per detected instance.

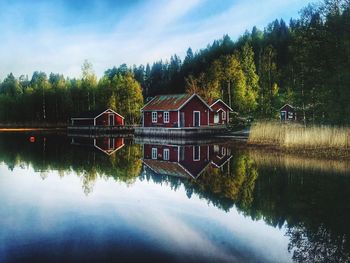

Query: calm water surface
<box><xmin>0</xmin><ymin>133</ymin><xmax>349</xmax><ymax>263</ymax></box>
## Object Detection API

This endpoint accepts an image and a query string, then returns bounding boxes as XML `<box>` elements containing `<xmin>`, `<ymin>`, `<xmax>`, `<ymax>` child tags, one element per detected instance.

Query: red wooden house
<box><xmin>71</xmin><ymin>109</ymin><xmax>124</xmax><ymax>126</ymax></box>
<box><xmin>209</xmin><ymin>99</ymin><xmax>233</xmax><ymax>125</ymax></box>
<box><xmin>280</xmin><ymin>104</ymin><xmax>297</xmax><ymax>121</ymax></box>
<box><xmin>140</xmin><ymin>94</ymin><xmax>234</xmax><ymax>129</ymax></box>
<box><xmin>141</xmin><ymin>94</ymin><xmax>212</xmax><ymax>128</ymax></box>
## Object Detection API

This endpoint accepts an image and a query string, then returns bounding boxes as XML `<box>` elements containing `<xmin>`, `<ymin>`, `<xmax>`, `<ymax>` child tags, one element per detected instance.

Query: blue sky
<box><xmin>0</xmin><ymin>0</ymin><xmax>313</xmax><ymax>79</ymax></box>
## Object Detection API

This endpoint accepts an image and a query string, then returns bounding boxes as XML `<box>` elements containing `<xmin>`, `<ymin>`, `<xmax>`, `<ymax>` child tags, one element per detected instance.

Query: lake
<box><xmin>0</xmin><ymin>133</ymin><xmax>349</xmax><ymax>263</ymax></box>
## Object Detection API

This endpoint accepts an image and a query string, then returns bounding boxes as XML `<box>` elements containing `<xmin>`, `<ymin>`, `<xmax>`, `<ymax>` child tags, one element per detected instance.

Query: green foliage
<box><xmin>0</xmin><ymin>62</ymin><xmax>144</xmax><ymax>124</ymax></box>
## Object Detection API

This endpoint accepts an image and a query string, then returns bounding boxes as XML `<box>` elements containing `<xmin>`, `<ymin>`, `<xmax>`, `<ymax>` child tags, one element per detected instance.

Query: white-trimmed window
<box><xmin>222</xmin><ymin>111</ymin><xmax>226</xmax><ymax>120</ymax></box>
<box><xmin>193</xmin><ymin>146</ymin><xmax>200</xmax><ymax>161</ymax></box>
<box><xmin>152</xmin><ymin>148</ymin><xmax>157</xmax><ymax>159</ymax></box>
<box><xmin>163</xmin><ymin>111</ymin><xmax>169</xmax><ymax>123</ymax></box>
<box><xmin>152</xmin><ymin>112</ymin><xmax>157</xmax><ymax>123</ymax></box>
<box><xmin>163</xmin><ymin>149</ymin><xmax>169</xmax><ymax>160</ymax></box>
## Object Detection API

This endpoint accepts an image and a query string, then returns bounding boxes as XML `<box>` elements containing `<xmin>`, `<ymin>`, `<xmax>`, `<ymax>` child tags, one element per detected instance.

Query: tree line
<box><xmin>0</xmin><ymin>0</ymin><xmax>349</xmax><ymax>124</ymax></box>
<box><xmin>0</xmin><ymin>61</ymin><xmax>143</xmax><ymax>124</ymax></box>
<box><xmin>132</xmin><ymin>0</ymin><xmax>350</xmax><ymax>124</ymax></box>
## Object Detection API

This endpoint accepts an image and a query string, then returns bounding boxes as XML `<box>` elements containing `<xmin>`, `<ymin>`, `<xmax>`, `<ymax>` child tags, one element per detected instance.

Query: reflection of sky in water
<box><xmin>0</xmin><ymin>164</ymin><xmax>291</xmax><ymax>263</ymax></box>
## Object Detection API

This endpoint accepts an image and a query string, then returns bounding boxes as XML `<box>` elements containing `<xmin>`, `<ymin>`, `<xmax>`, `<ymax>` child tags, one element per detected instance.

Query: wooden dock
<box><xmin>134</xmin><ymin>136</ymin><xmax>228</xmax><ymax>145</ymax></box>
<box><xmin>134</xmin><ymin>125</ymin><xmax>228</xmax><ymax>138</ymax></box>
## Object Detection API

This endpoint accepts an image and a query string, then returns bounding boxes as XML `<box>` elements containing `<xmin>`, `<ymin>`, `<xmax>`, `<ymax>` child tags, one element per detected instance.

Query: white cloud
<box><xmin>0</xmin><ymin>0</ymin><xmax>309</xmax><ymax>80</ymax></box>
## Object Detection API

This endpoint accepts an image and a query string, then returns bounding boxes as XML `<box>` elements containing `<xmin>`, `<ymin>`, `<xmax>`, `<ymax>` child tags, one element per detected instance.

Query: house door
<box><xmin>109</xmin><ymin>114</ymin><xmax>115</xmax><ymax>126</ymax></box>
<box><xmin>180</xmin><ymin>112</ymin><xmax>185</xmax><ymax>127</ymax></box>
<box><xmin>280</xmin><ymin>111</ymin><xmax>286</xmax><ymax>121</ymax></box>
<box><xmin>214</xmin><ymin>113</ymin><xmax>219</xmax><ymax>124</ymax></box>
<box><xmin>194</xmin><ymin>111</ymin><xmax>200</xmax><ymax>127</ymax></box>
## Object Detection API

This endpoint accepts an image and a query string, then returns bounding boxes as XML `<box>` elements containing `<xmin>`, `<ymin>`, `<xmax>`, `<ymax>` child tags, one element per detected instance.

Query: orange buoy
<box><xmin>29</xmin><ymin>136</ymin><xmax>35</xmax><ymax>143</ymax></box>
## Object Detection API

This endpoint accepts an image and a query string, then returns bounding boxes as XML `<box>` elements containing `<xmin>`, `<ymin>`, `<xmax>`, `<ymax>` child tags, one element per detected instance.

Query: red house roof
<box><xmin>141</xmin><ymin>93</ymin><xmax>212</xmax><ymax>111</ymax></box>
<box><xmin>210</xmin><ymin>99</ymin><xmax>233</xmax><ymax>112</ymax></box>
<box><xmin>71</xmin><ymin>108</ymin><xmax>124</xmax><ymax>119</ymax></box>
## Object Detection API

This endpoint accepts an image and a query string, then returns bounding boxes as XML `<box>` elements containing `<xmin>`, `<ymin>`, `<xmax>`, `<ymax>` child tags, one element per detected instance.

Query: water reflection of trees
<box><xmin>1</xmin><ymin>134</ymin><xmax>350</xmax><ymax>262</ymax></box>
<box><xmin>142</xmin><ymin>147</ymin><xmax>350</xmax><ymax>263</ymax></box>
<box><xmin>0</xmin><ymin>133</ymin><xmax>142</xmax><ymax>194</ymax></box>
<box><xmin>287</xmin><ymin>223</ymin><xmax>350</xmax><ymax>263</ymax></box>
<box><xmin>249</xmin><ymin>154</ymin><xmax>350</xmax><ymax>263</ymax></box>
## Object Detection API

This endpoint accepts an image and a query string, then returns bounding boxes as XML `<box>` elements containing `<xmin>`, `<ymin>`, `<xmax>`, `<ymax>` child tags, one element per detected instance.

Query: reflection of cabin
<box><xmin>142</xmin><ymin>143</ymin><xmax>232</xmax><ymax>179</ymax></box>
<box><xmin>142</xmin><ymin>144</ymin><xmax>211</xmax><ymax>179</ymax></box>
<box><xmin>71</xmin><ymin>109</ymin><xmax>124</xmax><ymax>126</ymax></box>
<box><xmin>210</xmin><ymin>144</ymin><xmax>232</xmax><ymax>168</ymax></box>
<box><xmin>280</xmin><ymin>104</ymin><xmax>296</xmax><ymax>121</ymax></box>
<box><xmin>94</xmin><ymin>137</ymin><xmax>125</xmax><ymax>155</ymax></box>
<box><xmin>71</xmin><ymin>137</ymin><xmax>125</xmax><ymax>155</ymax></box>
<box><xmin>141</xmin><ymin>94</ymin><xmax>212</xmax><ymax>128</ymax></box>
<box><xmin>209</xmin><ymin>99</ymin><xmax>233</xmax><ymax>125</ymax></box>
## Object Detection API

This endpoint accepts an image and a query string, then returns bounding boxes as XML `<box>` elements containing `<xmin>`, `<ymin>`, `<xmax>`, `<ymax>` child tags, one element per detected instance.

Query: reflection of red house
<box><xmin>142</xmin><ymin>144</ymin><xmax>211</xmax><ymax>178</ymax></box>
<box><xmin>142</xmin><ymin>143</ymin><xmax>232</xmax><ymax>179</ymax></box>
<box><xmin>141</xmin><ymin>94</ymin><xmax>212</xmax><ymax>128</ymax></box>
<box><xmin>94</xmin><ymin>137</ymin><xmax>125</xmax><ymax>155</ymax></box>
<box><xmin>71</xmin><ymin>109</ymin><xmax>124</xmax><ymax>126</ymax></box>
<box><xmin>209</xmin><ymin>99</ymin><xmax>233</xmax><ymax>125</ymax></box>
<box><xmin>71</xmin><ymin>137</ymin><xmax>125</xmax><ymax>155</ymax></box>
<box><xmin>210</xmin><ymin>144</ymin><xmax>232</xmax><ymax>168</ymax></box>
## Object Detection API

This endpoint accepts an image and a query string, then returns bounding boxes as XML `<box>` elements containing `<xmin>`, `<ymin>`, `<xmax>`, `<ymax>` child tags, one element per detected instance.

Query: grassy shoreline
<box><xmin>247</xmin><ymin>121</ymin><xmax>350</xmax><ymax>158</ymax></box>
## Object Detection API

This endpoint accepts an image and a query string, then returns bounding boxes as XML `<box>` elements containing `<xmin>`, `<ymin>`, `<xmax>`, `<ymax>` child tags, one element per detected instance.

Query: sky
<box><xmin>0</xmin><ymin>0</ymin><xmax>314</xmax><ymax>80</ymax></box>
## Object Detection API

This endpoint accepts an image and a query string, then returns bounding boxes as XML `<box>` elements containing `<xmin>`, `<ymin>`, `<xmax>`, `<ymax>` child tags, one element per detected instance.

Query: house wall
<box><xmin>143</xmin><ymin>111</ymin><xmax>178</xmax><ymax>127</ymax></box>
<box><xmin>280</xmin><ymin>105</ymin><xmax>296</xmax><ymax>121</ymax></box>
<box><xmin>142</xmin><ymin>96</ymin><xmax>211</xmax><ymax>128</ymax></box>
<box><xmin>210</xmin><ymin>101</ymin><xmax>230</xmax><ymax>125</ymax></box>
<box><xmin>180</xmin><ymin>96</ymin><xmax>209</xmax><ymax>127</ymax></box>
<box><xmin>96</xmin><ymin>113</ymin><xmax>124</xmax><ymax>126</ymax></box>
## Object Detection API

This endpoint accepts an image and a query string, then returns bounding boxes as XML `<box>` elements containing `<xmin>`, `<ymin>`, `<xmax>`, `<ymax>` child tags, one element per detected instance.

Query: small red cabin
<box><xmin>71</xmin><ymin>109</ymin><xmax>124</xmax><ymax>126</ymax></box>
<box><xmin>209</xmin><ymin>99</ymin><xmax>233</xmax><ymax>125</ymax></box>
<box><xmin>141</xmin><ymin>94</ymin><xmax>212</xmax><ymax>128</ymax></box>
<box><xmin>280</xmin><ymin>104</ymin><xmax>296</xmax><ymax>121</ymax></box>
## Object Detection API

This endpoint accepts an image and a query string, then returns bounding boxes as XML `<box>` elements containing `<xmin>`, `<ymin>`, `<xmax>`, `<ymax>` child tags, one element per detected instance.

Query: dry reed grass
<box><xmin>248</xmin><ymin>121</ymin><xmax>350</xmax><ymax>150</ymax></box>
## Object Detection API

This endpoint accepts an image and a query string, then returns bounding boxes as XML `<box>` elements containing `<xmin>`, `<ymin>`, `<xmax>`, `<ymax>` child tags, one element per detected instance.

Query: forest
<box><xmin>0</xmin><ymin>0</ymin><xmax>349</xmax><ymax>125</ymax></box>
